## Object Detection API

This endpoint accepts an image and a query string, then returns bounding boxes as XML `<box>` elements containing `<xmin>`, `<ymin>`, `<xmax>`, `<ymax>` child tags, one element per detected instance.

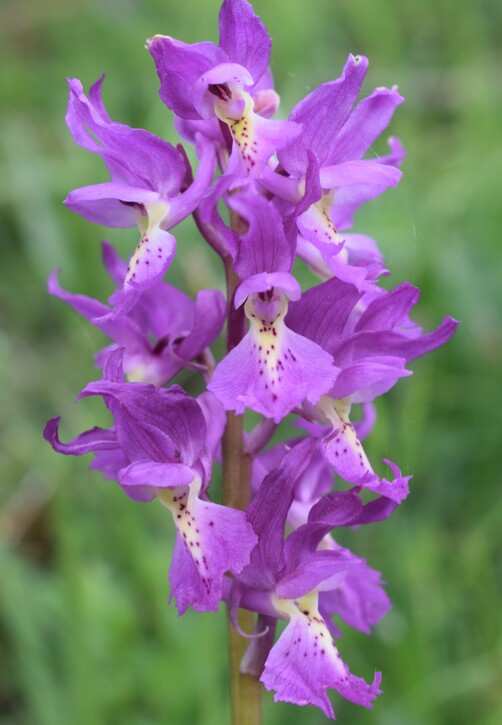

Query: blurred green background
<box><xmin>1</xmin><ymin>0</ymin><xmax>501</xmax><ymax>723</ymax></box>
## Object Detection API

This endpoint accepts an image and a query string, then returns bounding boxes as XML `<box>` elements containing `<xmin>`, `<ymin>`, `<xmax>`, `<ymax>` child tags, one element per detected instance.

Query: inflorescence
<box><xmin>44</xmin><ymin>0</ymin><xmax>457</xmax><ymax>718</ymax></box>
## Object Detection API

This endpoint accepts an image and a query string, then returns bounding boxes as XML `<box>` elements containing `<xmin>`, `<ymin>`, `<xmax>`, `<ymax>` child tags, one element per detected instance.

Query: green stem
<box><xmin>222</xmin><ymin>219</ymin><xmax>262</xmax><ymax>725</ymax></box>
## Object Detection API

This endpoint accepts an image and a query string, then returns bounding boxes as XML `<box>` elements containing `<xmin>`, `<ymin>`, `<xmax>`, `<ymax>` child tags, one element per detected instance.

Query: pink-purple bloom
<box><xmin>65</xmin><ymin>75</ymin><xmax>215</xmax><ymax>316</ymax></box>
<box><xmin>45</xmin><ymin>0</ymin><xmax>458</xmax><ymax>719</ymax></box>
<box><xmin>148</xmin><ymin>0</ymin><xmax>299</xmax><ymax>179</ymax></box>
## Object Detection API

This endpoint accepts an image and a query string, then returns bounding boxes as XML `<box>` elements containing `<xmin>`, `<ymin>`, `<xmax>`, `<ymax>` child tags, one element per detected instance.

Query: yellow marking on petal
<box><xmin>214</xmin><ymin>89</ymin><xmax>260</xmax><ymax>173</ymax></box>
<box><xmin>125</xmin><ymin>200</ymin><xmax>170</xmax><ymax>284</ymax></box>
<box><xmin>157</xmin><ymin>476</ymin><xmax>211</xmax><ymax>580</ymax></box>
<box><xmin>271</xmin><ymin>590</ymin><xmax>346</xmax><ymax>672</ymax></box>
<box><xmin>318</xmin><ymin>396</ymin><xmax>373</xmax><ymax>473</ymax></box>
<box><xmin>245</xmin><ymin>292</ymin><xmax>289</xmax><ymax>395</ymax></box>
<box><xmin>308</xmin><ymin>190</ymin><xmax>344</xmax><ymax>248</ymax></box>
<box><xmin>126</xmin><ymin>365</ymin><xmax>147</xmax><ymax>383</ymax></box>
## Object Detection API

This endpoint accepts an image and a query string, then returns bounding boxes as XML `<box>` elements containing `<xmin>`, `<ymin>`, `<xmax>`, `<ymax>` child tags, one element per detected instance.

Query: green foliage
<box><xmin>1</xmin><ymin>0</ymin><xmax>501</xmax><ymax>722</ymax></box>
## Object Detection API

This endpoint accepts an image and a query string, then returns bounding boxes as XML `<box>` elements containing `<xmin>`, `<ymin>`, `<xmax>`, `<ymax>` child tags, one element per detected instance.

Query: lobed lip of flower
<box><xmin>203</xmin><ymin>187</ymin><xmax>341</xmax><ymax>423</ymax></box>
<box><xmin>208</xmin><ymin>274</ymin><xmax>340</xmax><ymax>423</ymax></box>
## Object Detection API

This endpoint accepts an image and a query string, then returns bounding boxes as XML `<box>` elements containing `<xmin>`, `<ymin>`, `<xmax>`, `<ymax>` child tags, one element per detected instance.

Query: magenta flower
<box><xmin>229</xmin><ymin>441</ymin><xmax>389</xmax><ymax>718</ymax></box>
<box><xmin>64</xmin><ymin>75</ymin><xmax>215</xmax><ymax>315</ymax></box>
<box><xmin>48</xmin><ymin>242</ymin><xmax>225</xmax><ymax>385</ymax></box>
<box><xmin>148</xmin><ymin>0</ymin><xmax>300</xmax><ymax>178</ymax></box>
<box><xmin>45</xmin><ymin>1</ymin><xmax>458</xmax><ymax>720</ymax></box>
<box><xmin>206</xmin><ymin>193</ymin><xmax>339</xmax><ymax>422</ymax></box>
<box><xmin>44</xmin><ymin>353</ymin><xmax>256</xmax><ymax>614</ymax></box>
<box><xmin>261</xmin><ymin>54</ymin><xmax>405</xmax><ymax>290</ymax></box>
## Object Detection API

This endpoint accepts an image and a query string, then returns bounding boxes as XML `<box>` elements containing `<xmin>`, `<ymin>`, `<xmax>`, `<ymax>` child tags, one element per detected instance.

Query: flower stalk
<box><xmin>222</xmin><ymin>213</ymin><xmax>261</xmax><ymax>725</ymax></box>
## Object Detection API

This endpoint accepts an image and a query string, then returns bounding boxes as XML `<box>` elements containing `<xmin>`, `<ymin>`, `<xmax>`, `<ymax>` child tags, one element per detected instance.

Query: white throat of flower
<box><xmin>213</xmin><ymin>86</ymin><xmax>261</xmax><ymax>173</ymax></box>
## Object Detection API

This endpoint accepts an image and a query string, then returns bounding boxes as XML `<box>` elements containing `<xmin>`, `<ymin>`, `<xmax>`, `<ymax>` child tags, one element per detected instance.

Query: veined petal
<box><xmin>44</xmin><ymin>417</ymin><xmax>118</xmax><ymax>456</ymax></box>
<box><xmin>355</xmin><ymin>281</ymin><xmax>420</xmax><ymax>331</ymax></box>
<box><xmin>276</xmin><ymin>550</ymin><xmax>353</xmax><ymax>601</ymax></box>
<box><xmin>278</xmin><ymin>54</ymin><xmax>369</xmax><ymax>176</ymax></box>
<box><xmin>79</xmin><ymin>381</ymin><xmax>207</xmax><ymax>467</ymax></box>
<box><xmin>239</xmin><ymin>438</ymin><xmax>315</xmax><ymax>591</ymax></box>
<box><xmin>166</xmin><ymin>133</ymin><xmax>216</xmax><ymax>228</ymax></box>
<box><xmin>158</xmin><ymin>476</ymin><xmax>257</xmax><ymax>613</ymax></box>
<box><xmin>48</xmin><ymin>268</ymin><xmax>109</xmax><ymax>320</ymax></box>
<box><xmin>90</xmin><ymin>448</ymin><xmax>129</xmax><ymax>481</ymax></box>
<box><xmin>64</xmin><ymin>182</ymin><xmax>159</xmax><ymax>228</ymax></box>
<box><xmin>66</xmin><ymin>76</ymin><xmax>108</xmax><ymax>153</ymax></box>
<box><xmin>327</xmin><ymin>86</ymin><xmax>405</xmax><ymax>165</ymax></box>
<box><xmin>218</xmin><ymin>0</ymin><xmax>271</xmax><ymax>85</ymax></box>
<box><xmin>208</xmin><ymin>290</ymin><xmax>338</xmax><ymax>422</ymax></box>
<box><xmin>329</xmin><ymin>355</ymin><xmax>411</xmax><ymax>402</ymax></box>
<box><xmin>320</xmin><ymin>562</ymin><xmax>391</xmax><ymax>635</ymax></box>
<box><xmin>48</xmin><ymin>269</ymin><xmax>150</xmax><ymax>361</ymax></box>
<box><xmin>286</xmin><ymin>277</ymin><xmax>363</xmax><ymax>350</ymax></box>
<box><xmin>148</xmin><ymin>35</ymin><xmax>227</xmax><ymax>119</ymax></box>
<box><xmin>394</xmin><ymin>316</ymin><xmax>459</xmax><ymax>362</ymax></box>
<box><xmin>66</xmin><ymin>77</ymin><xmax>186</xmax><ymax>194</ymax></box>
<box><xmin>118</xmin><ymin>459</ymin><xmax>195</xmax><ymax>502</ymax></box>
<box><xmin>262</xmin><ymin>591</ymin><xmax>381</xmax><ymax>718</ymax></box>
<box><xmin>229</xmin><ymin>194</ymin><xmax>296</xmax><ymax>277</ymax></box>
<box><xmin>319</xmin><ymin>160</ymin><xmax>402</xmax><ymax>202</ymax></box>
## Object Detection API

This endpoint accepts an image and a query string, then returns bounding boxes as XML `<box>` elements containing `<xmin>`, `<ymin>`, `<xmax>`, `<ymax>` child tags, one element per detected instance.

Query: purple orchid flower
<box><xmin>228</xmin><ymin>440</ymin><xmax>387</xmax><ymax>718</ymax></box>
<box><xmin>206</xmin><ymin>194</ymin><xmax>339</xmax><ymax>422</ymax></box>
<box><xmin>148</xmin><ymin>0</ymin><xmax>300</xmax><ymax>178</ymax></box>
<box><xmin>284</xmin><ymin>276</ymin><xmax>458</xmax><ymax>501</ymax></box>
<box><xmin>44</xmin><ymin>352</ymin><xmax>256</xmax><ymax>614</ymax></box>
<box><xmin>64</xmin><ymin>75</ymin><xmax>215</xmax><ymax>315</ymax></box>
<box><xmin>48</xmin><ymin>242</ymin><xmax>225</xmax><ymax>386</ymax></box>
<box><xmin>252</xmin><ymin>442</ymin><xmax>393</xmax><ymax>638</ymax></box>
<box><xmin>260</xmin><ymin>54</ymin><xmax>405</xmax><ymax>290</ymax></box>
